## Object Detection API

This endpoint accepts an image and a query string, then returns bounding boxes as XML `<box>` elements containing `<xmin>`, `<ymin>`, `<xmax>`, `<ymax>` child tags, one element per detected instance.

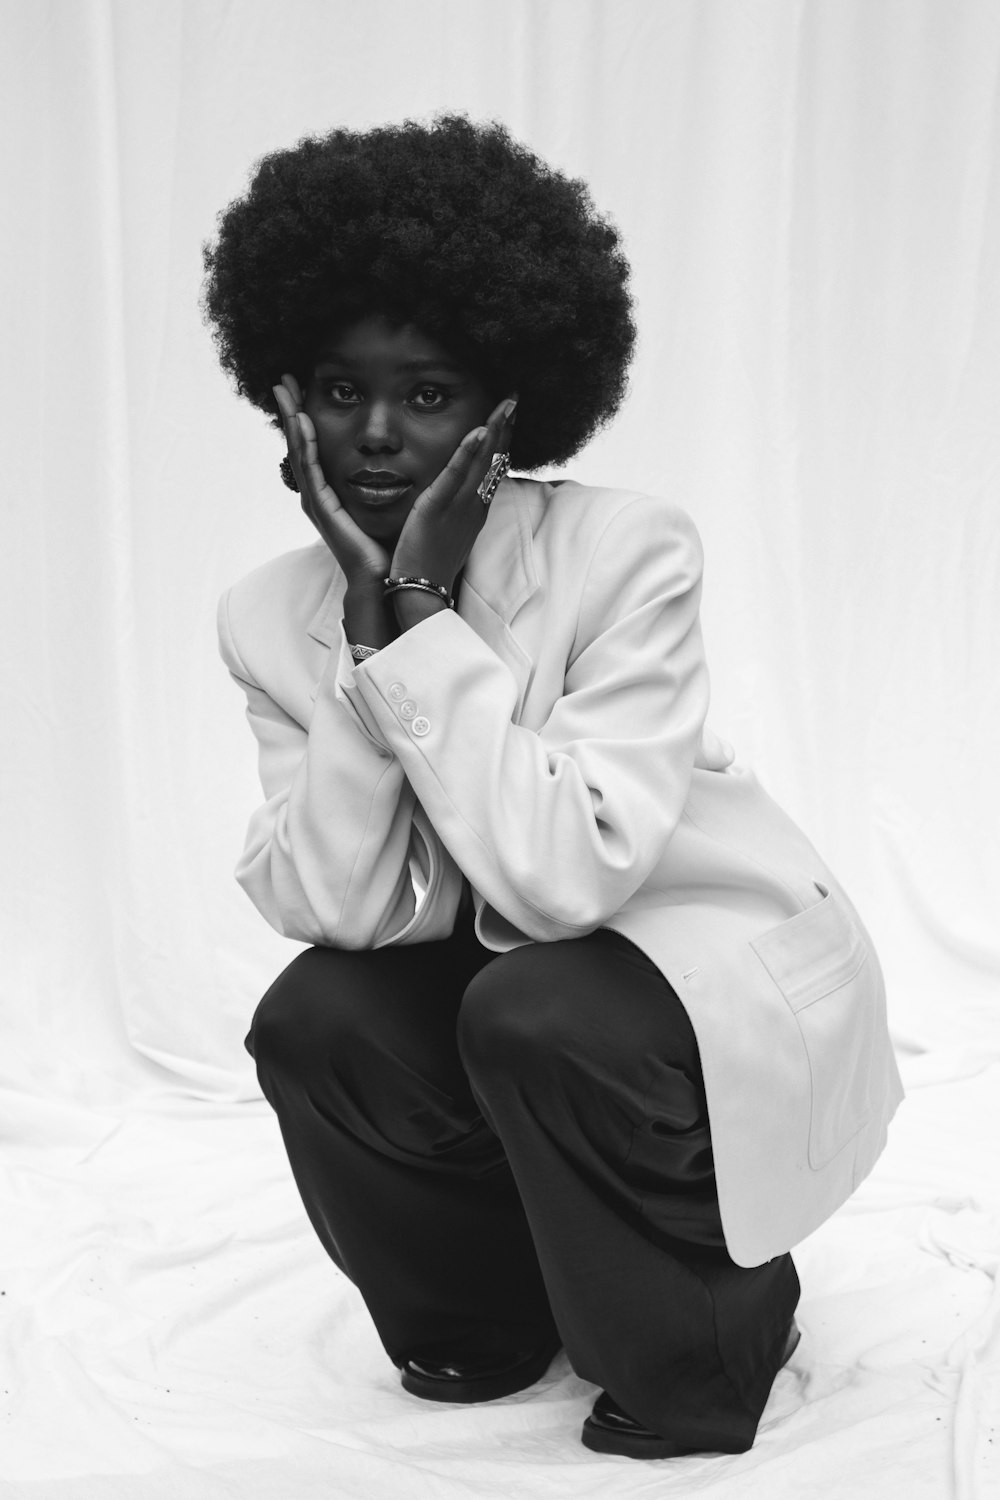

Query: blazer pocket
<box><xmin>751</xmin><ymin>885</ymin><xmax>876</xmax><ymax>1169</ymax></box>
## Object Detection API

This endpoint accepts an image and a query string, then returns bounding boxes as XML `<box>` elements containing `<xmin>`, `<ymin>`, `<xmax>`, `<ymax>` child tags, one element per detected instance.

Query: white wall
<box><xmin>2</xmin><ymin>0</ymin><xmax>997</xmax><ymax>1101</ymax></box>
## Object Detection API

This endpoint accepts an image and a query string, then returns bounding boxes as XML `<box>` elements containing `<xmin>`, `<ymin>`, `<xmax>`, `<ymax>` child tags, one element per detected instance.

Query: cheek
<box><xmin>311</xmin><ymin>414</ymin><xmax>350</xmax><ymax>469</ymax></box>
<box><xmin>414</xmin><ymin>412</ymin><xmax>482</xmax><ymax>464</ymax></box>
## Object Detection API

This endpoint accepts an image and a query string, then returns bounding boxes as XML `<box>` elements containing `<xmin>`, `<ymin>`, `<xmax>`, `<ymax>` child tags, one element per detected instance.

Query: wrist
<box><xmin>343</xmin><ymin>583</ymin><xmax>397</xmax><ymax>650</ymax></box>
<box><xmin>391</xmin><ymin>590</ymin><xmax>449</xmax><ymax>632</ymax></box>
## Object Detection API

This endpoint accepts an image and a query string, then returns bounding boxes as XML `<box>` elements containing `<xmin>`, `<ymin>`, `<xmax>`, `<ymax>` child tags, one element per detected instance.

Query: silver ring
<box><xmin>477</xmin><ymin>451</ymin><xmax>510</xmax><ymax>507</ymax></box>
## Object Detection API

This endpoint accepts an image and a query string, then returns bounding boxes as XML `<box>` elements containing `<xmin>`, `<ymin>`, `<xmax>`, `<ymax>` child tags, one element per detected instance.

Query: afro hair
<box><xmin>201</xmin><ymin>114</ymin><xmax>635</xmax><ymax>471</ymax></box>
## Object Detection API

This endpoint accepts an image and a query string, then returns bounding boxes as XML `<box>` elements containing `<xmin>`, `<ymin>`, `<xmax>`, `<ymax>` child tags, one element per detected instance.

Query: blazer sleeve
<box><xmin>340</xmin><ymin>497</ymin><xmax>711</xmax><ymax>942</ymax></box>
<box><xmin>217</xmin><ymin>590</ymin><xmax>464</xmax><ymax>948</ymax></box>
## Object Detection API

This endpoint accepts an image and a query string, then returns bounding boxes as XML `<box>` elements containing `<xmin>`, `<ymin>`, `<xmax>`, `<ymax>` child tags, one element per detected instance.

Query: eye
<box><xmin>325</xmin><ymin>382</ymin><xmax>361</xmax><ymax>405</ymax></box>
<box><xmin>410</xmin><ymin>386</ymin><xmax>450</xmax><ymax>409</ymax></box>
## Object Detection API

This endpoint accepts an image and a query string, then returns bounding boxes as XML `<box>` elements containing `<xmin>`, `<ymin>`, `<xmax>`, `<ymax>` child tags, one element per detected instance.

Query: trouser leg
<box><xmin>457</xmin><ymin>930</ymin><xmax>800</xmax><ymax>1453</ymax></box>
<box><xmin>244</xmin><ymin>914</ymin><xmax>558</xmax><ymax>1366</ymax></box>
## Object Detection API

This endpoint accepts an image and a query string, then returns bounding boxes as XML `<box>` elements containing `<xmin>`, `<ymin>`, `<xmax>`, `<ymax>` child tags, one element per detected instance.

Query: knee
<box><xmin>457</xmin><ymin>945</ymin><xmax>581</xmax><ymax>1083</ymax></box>
<box><xmin>458</xmin><ymin>935</ymin><xmax>699</xmax><ymax>1092</ymax></box>
<box><xmin>246</xmin><ymin>946</ymin><xmax>365</xmax><ymax>1082</ymax></box>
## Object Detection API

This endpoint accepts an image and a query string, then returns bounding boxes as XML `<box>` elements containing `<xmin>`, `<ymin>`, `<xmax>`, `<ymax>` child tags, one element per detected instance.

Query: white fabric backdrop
<box><xmin>2</xmin><ymin>2</ymin><xmax>998</xmax><ymax>1496</ymax></box>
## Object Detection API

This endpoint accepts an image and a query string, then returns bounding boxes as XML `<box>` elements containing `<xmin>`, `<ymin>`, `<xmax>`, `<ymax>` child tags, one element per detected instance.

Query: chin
<box><xmin>362</xmin><ymin>514</ymin><xmax>404</xmax><ymax>538</ymax></box>
<box><xmin>350</xmin><ymin>515</ymin><xmax>404</xmax><ymax>549</ymax></box>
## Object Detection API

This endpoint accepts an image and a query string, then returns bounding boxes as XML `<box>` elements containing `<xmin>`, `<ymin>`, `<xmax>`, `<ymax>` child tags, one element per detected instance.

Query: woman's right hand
<box><xmin>273</xmin><ymin>375</ymin><xmax>392</xmax><ymax>589</ymax></box>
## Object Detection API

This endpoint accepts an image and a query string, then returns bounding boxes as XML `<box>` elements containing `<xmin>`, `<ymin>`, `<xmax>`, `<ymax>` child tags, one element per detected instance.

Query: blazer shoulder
<box><xmin>221</xmin><ymin>542</ymin><xmax>336</xmax><ymax>625</ymax></box>
<box><xmin>222</xmin><ymin>542</ymin><xmax>336</xmax><ymax>611</ymax></box>
<box><xmin>535</xmin><ymin>479</ymin><xmax>704</xmax><ymax>577</ymax></box>
<box><xmin>539</xmin><ymin>477</ymin><xmax>700</xmax><ymax>535</ymax></box>
<box><xmin>218</xmin><ymin>543</ymin><xmax>338</xmax><ymax>676</ymax></box>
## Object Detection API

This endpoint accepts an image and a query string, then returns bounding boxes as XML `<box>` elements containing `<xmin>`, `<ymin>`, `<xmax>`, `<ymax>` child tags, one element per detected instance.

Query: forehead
<box><xmin>313</xmin><ymin>314</ymin><xmax>465</xmax><ymax>373</ymax></box>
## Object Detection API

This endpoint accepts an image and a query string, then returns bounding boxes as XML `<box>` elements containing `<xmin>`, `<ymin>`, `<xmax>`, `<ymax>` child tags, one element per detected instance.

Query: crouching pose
<box><xmin>203</xmin><ymin>114</ymin><xmax>902</xmax><ymax>1460</ymax></box>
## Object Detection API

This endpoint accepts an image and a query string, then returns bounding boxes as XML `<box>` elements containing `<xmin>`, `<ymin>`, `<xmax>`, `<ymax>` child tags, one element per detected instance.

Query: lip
<box><xmin>346</xmin><ymin>469</ymin><xmax>413</xmax><ymax>506</ymax></box>
<box><xmin>347</xmin><ymin>478</ymin><xmax>413</xmax><ymax>506</ymax></box>
<box><xmin>348</xmin><ymin>469</ymin><xmax>410</xmax><ymax>485</ymax></box>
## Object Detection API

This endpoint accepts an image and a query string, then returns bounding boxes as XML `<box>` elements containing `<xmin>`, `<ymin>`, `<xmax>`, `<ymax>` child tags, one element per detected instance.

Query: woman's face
<box><xmin>303</xmin><ymin>315</ymin><xmax>496</xmax><ymax>546</ymax></box>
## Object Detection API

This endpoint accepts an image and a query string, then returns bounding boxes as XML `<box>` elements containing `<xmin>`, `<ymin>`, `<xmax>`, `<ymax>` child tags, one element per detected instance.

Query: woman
<box><xmin>203</xmin><ymin>115</ymin><xmax>902</xmax><ymax>1460</ymax></box>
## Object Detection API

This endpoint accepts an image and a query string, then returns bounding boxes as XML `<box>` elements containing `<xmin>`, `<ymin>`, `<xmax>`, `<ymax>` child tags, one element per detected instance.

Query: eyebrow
<box><xmin>313</xmin><ymin>353</ymin><xmax>466</xmax><ymax>375</ymax></box>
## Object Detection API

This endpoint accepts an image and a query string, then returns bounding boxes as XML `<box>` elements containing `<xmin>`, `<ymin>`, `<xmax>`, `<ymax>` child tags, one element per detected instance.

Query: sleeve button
<box><xmin>388</xmin><ymin>682</ymin><xmax>407</xmax><ymax>701</ymax></box>
<box><xmin>411</xmin><ymin>716</ymin><xmax>431</xmax><ymax>737</ymax></box>
<box><xmin>399</xmin><ymin>700</ymin><xmax>418</xmax><ymax>720</ymax></box>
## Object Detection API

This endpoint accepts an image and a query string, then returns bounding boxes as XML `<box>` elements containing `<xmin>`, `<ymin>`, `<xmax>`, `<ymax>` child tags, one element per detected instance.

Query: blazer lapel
<box><xmin>305</xmin><ymin>566</ymin><xmax>346</xmax><ymax>650</ymax></box>
<box><xmin>458</xmin><ymin>479</ymin><xmax>539</xmax><ymax>720</ymax></box>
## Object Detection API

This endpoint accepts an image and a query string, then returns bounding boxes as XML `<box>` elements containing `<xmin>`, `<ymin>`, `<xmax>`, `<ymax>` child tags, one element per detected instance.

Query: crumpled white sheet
<box><xmin>2</xmin><ymin>1053</ymin><xmax>997</xmax><ymax>1500</ymax></box>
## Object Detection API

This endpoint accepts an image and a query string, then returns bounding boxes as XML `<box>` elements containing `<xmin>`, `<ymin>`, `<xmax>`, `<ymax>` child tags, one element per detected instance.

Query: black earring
<box><xmin>279</xmin><ymin>456</ymin><xmax>299</xmax><ymax>492</ymax></box>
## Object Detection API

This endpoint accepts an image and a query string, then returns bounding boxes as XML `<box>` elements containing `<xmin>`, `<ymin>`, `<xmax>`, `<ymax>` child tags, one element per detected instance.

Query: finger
<box><xmin>487</xmin><ymin>394</ymin><xmax>518</xmax><ymax>436</ymax></box>
<box><xmin>497</xmin><ymin>395</ymin><xmax>519</xmax><ymax>449</ymax></box>
<box><xmin>295</xmin><ymin>408</ymin><xmax>319</xmax><ymax>459</ymax></box>
<box><xmin>273</xmin><ymin>382</ymin><xmax>295</xmax><ymax>422</ymax></box>
<box><xmin>274</xmin><ymin>385</ymin><xmax>322</xmax><ymax>528</ymax></box>
<box><xmin>423</xmin><ymin>424</ymin><xmax>490</xmax><ymax>506</ymax></box>
<box><xmin>295</xmin><ymin>412</ymin><xmax>341</xmax><ymax>514</ymax></box>
<box><xmin>272</xmin><ymin>383</ymin><xmax>308</xmax><ymax>498</ymax></box>
<box><xmin>282</xmin><ymin>372</ymin><xmax>305</xmax><ymax>407</ymax></box>
<box><xmin>472</xmin><ymin>396</ymin><xmax>518</xmax><ymax>472</ymax></box>
<box><xmin>461</xmin><ymin>397</ymin><xmax>517</xmax><ymax>501</ymax></box>
<box><xmin>273</xmin><ymin>382</ymin><xmax>305</xmax><ymax>460</ymax></box>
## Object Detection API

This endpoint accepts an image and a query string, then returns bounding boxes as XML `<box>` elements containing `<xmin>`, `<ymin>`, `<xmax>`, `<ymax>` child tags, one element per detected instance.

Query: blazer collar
<box><xmin>460</xmin><ymin>477</ymin><xmax>540</xmax><ymax>623</ymax></box>
<box><xmin>456</xmin><ymin>480</ymin><xmax>540</xmax><ymax>715</ymax></box>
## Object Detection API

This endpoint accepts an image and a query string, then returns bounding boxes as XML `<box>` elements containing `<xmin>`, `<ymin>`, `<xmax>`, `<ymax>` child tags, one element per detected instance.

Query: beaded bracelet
<box><xmin>383</xmin><ymin>575</ymin><xmax>456</xmax><ymax>610</ymax></box>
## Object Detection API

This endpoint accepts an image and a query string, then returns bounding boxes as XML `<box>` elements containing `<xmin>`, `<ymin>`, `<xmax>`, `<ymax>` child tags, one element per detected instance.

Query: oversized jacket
<box><xmin>218</xmin><ymin>476</ymin><xmax>904</xmax><ymax>1268</ymax></box>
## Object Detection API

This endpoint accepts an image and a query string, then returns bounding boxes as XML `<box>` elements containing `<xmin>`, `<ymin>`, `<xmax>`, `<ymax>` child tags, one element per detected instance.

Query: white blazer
<box><xmin>218</xmin><ymin>477</ymin><xmax>903</xmax><ymax>1267</ymax></box>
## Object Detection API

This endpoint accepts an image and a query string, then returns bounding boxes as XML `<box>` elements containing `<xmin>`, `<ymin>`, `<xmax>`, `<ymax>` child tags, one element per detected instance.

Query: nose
<box><xmin>356</xmin><ymin>399</ymin><xmax>402</xmax><ymax>455</ymax></box>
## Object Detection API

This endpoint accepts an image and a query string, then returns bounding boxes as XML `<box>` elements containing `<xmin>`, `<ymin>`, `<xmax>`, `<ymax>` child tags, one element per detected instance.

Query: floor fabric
<box><xmin>2</xmin><ymin>1049</ymin><xmax>997</xmax><ymax>1499</ymax></box>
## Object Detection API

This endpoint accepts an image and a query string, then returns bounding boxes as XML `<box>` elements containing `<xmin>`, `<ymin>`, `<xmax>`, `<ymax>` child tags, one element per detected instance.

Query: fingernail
<box><xmin>504</xmin><ymin>399</ymin><xmax>518</xmax><ymax>422</ymax></box>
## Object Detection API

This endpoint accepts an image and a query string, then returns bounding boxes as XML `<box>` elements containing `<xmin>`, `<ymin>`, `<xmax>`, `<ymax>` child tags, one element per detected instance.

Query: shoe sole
<box><xmin>401</xmin><ymin>1343</ymin><xmax>561</xmax><ymax>1404</ymax></box>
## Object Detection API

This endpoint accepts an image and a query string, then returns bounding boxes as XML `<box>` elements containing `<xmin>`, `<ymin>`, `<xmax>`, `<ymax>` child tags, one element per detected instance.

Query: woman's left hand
<box><xmin>389</xmin><ymin>396</ymin><xmax>517</xmax><ymax>594</ymax></box>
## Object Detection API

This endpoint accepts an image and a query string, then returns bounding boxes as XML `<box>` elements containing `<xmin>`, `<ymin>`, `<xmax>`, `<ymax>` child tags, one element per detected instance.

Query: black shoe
<box><xmin>400</xmin><ymin>1340</ymin><xmax>560</xmax><ymax>1404</ymax></box>
<box><xmin>581</xmin><ymin>1318</ymin><xmax>801</xmax><ymax>1459</ymax></box>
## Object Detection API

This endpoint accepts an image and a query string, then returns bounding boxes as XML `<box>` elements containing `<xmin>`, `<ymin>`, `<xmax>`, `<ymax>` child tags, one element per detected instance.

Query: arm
<box><xmin>217</xmin><ymin>374</ymin><xmax>514</xmax><ymax>946</ymax></box>
<box><xmin>218</xmin><ymin>590</ymin><xmax>464</xmax><ymax>947</ymax></box>
<box><xmin>343</xmin><ymin>498</ymin><xmax>710</xmax><ymax>941</ymax></box>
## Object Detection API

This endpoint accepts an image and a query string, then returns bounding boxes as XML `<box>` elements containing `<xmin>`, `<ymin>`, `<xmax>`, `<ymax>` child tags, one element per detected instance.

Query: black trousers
<box><xmin>245</xmin><ymin>896</ymin><xmax>799</xmax><ymax>1453</ymax></box>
